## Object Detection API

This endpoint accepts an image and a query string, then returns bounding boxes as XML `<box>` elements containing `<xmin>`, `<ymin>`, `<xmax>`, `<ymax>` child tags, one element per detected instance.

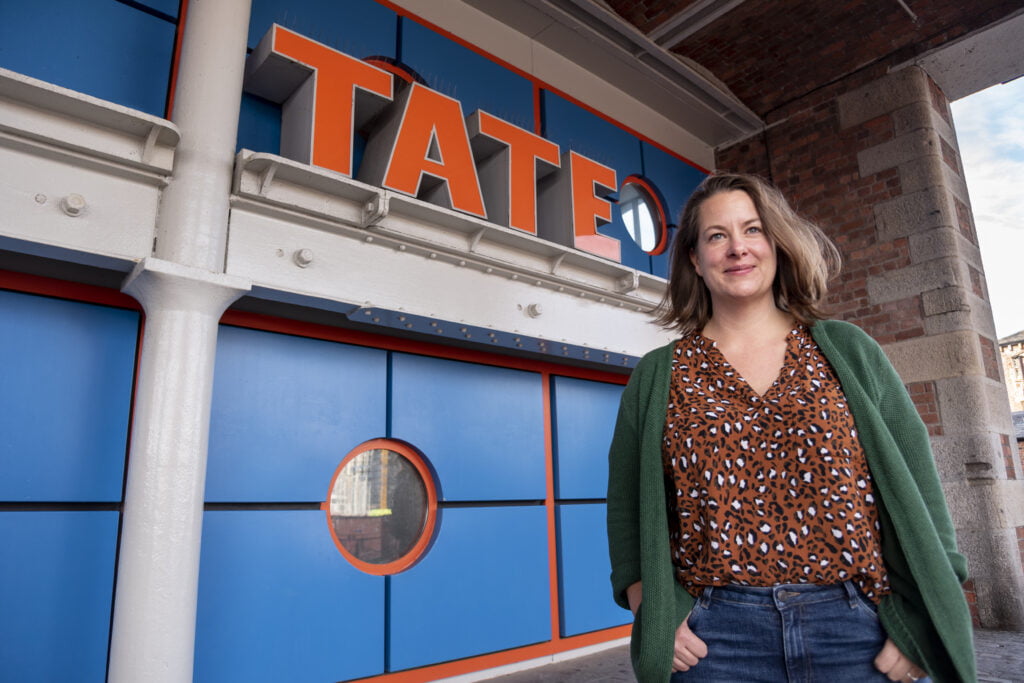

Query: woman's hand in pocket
<box><xmin>672</xmin><ymin>614</ymin><xmax>708</xmax><ymax>672</ymax></box>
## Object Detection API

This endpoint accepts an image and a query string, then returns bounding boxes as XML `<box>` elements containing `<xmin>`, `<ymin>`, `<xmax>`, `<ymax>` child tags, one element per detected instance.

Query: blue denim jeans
<box><xmin>670</xmin><ymin>582</ymin><xmax>928</xmax><ymax>683</ymax></box>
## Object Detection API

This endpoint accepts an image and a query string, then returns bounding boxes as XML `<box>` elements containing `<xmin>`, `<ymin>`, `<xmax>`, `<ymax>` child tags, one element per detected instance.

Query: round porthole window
<box><xmin>326</xmin><ymin>439</ymin><xmax>438</xmax><ymax>574</ymax></box>
<box><xmin>619</xmin><ymin>175</ymin><xmax>669</xmax><ymax>255</ymax></box>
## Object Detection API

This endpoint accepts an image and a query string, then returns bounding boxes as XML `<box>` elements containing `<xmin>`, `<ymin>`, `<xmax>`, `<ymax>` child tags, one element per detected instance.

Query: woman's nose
<box><xmin>727</xmin><ymin>236</ymin><xmax>748</xmax><ymax>256</ymax></box>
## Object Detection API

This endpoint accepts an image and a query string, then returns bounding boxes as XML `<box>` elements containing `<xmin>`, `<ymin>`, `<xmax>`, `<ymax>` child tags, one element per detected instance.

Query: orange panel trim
<box><xmin>540</xmin><ymin>373</ymin><xmax>564</xmax><ymax>644</ymax></box>
<box><xmin>345</xmin><ymin>624</ymin><xmax>631</xmax><ymax>682</ymax></box>
<box><xmin>0</xmin><ymin>270</ymin><xmax>140</xmax><ymax>310</ymax></box>
<box><xmin>165</xmin><ymin>0</ymin><xmax>189</xmax><ymax>118</ymax></box>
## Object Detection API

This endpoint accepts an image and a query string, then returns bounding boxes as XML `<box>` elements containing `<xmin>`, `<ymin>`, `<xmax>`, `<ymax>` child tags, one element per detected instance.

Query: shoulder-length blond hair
<box><xmin>655</xmin><ymin>173</ymin><xmax>841</xmax><ymax>334</ymax></box>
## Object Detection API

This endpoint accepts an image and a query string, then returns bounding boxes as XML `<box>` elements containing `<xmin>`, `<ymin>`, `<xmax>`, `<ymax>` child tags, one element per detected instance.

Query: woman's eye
<box><xmin>747</xmin><ymin>225</ymin><xmax>762</xmax><ymax>234</ymax></box>
<box><xmin>708</xmin><ymin>232</ymin><xmax>725</xmax><ymax>241</ymax></box>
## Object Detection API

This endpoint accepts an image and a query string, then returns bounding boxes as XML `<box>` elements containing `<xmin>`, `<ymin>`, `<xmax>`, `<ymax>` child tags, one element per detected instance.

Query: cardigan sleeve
<box><xmin>869</xmin><ymin>339</ymin><xmax>969</xmax><ymax>582</ymax></box>
<box><xmin>607</xmin><ymin>365</ymin><xmax>645</xmax><ymax>610</ymax></box>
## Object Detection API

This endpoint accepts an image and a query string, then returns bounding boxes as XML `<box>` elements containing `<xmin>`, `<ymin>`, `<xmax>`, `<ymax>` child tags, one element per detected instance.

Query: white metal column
<box><xmin>108</xmin><ymin>1</ymin><xmax>253</xmax><ymax>681</ymax></box>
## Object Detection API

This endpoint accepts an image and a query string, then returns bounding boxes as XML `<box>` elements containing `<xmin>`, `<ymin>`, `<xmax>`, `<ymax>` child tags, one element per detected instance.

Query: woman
<box><xmin>607</xmin><ymin>173</ymin><xmax>975</xmax><ymax>682</ymax></box>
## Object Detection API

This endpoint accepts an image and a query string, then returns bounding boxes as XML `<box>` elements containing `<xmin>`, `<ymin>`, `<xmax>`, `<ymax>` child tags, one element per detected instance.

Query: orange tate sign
<box><xmin>245</xmin><ymin>24</ymin><xmax>622</xmax><ymax>263</ymax></box>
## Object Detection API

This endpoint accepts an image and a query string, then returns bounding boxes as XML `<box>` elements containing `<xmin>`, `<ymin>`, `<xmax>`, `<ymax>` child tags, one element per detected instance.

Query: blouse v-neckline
<box><xmin>695</xmin><ymin>327</ymin><xmax>799</xmax><ymax>401</ymax></box>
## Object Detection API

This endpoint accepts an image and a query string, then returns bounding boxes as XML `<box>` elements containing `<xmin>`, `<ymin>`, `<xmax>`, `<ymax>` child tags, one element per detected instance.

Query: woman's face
<box><xmin>689</xmin><ymin>190</ymin><xmax>777</xmax><ymax>309</ymax></box>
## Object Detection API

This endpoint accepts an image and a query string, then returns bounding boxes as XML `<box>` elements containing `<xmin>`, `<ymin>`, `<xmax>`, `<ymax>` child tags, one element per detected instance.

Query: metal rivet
<box><xmin>60</xmin><ymin>194</ymin><xmax>86</xmax><ymax>217</ymax></box>
<box><xmin>293</xmin><ymin>248</ymin><xmax>314</xmax><ymax>267</ymax></box>
<box><xmin>365</xmin><ymin>236</ymin><xmax>374</xmax><ymax>243</ymax></box>
<box><xmin>398</xmin><ymin>245</ymin><xmax>406</xmax><ymax>251</ymax></box>
<box><xmin>34</xmin><ymin>194</ymin><xmax>47</xmax><ymax>204</ymax></box>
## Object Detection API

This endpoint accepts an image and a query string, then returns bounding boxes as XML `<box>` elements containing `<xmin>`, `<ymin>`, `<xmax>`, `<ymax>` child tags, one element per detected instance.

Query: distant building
<box><xmin>1000</xmin><ymin>330</ymin><xmax>1024</xmax><ymax>412</ymax></box>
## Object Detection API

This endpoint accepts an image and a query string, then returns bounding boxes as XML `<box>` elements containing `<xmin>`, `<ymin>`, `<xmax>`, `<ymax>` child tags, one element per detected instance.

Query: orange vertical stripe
<box><xmin>542</xmin><ymin>372</ymin><xmax>562</xmax><ymax>642</ymax></box>
<box><xmin>165</xmin><ymin>0</ymin><xmax>189</xmax><ymax>118</ymax></box>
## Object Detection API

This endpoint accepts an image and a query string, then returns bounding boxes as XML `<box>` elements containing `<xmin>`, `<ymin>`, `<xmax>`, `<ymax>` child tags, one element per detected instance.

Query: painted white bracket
<box><xmin>0</xmin><ymin>68</ymin><xmax>178</xmax><ymax>269</ymax></box>
<box><xmin>360</xmin><ymin>193</ymin><xmax>389</xmax><ymax>228</ymax></box>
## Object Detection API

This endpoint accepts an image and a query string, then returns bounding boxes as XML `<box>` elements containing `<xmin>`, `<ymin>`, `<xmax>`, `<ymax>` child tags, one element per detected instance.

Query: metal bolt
<box><xmin>293</xmin><ymin>248</ymin><xmax>314</xmax><ymax>268</ymax></box>
<box><xmin>525</xmin><ymin>303</ymin><xmax>543</xmax><ymax>318</ymax></box>
<box><xmin>60</xmin><ymin>194</ymin><xmax>86</xmax><ymax>217</ymax></box>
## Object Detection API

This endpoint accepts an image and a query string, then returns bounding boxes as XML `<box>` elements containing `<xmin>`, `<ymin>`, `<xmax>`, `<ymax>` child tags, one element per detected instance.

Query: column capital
<box><xmin>122</xmin><ymin>257</ymin><xmax>250</xmax><ymax>317</ymax></box>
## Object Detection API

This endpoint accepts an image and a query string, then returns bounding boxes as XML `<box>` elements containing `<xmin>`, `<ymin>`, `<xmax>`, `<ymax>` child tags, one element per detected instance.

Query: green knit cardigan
<box><xmin>606</xmin><ymin>319</ymin><xmax>976</xmax><ymax>682</ymax></box>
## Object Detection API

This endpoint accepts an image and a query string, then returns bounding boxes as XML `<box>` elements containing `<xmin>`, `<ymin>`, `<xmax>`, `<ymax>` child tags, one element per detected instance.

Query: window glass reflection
<box><xmin>329</xmin><ymin>448</ymin><xmax>428</xmax><ymax>566</ymax></box>
<box><xmin>620</xmin><ymin>182</ymin><xmax>660</xmax><ymax>252</ymax></box>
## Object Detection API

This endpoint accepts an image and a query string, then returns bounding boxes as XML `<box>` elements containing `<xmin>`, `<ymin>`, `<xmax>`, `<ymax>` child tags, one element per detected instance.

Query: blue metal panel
<box><xmin>401</xmin><ymin>19</ymin><xmax>535</xmax><ymax>132</ymax></box>
<box><xmin>641</xmin><ymin>141</ymin><xmax>706</xmax><ymax>278</ymax></box>
<box><xmin>390</xmin><ymin>353</ymin><xmax>545</xmax><ymax>501</ymax></box>
<box><xmin>389</xmin><ymin>505</ymin><xmax>550</xmax><ymax>670</ymax></box>
<box><xmin>207</xmin><ymin>326</ymin><xmax>387</xmax><ymax>502</ymax></box>
<box><xmin>0</xmin><ymin>291</ymin><xmax>137</xmax><ymax>502</ymax></box>
<box><xmin>195</xmin><ymin>510</ymin><xmax>385</xmax><ymax>682</ymax></box>
<box><xmin>552</xmin><ymin>376</ymin><xmax>624</xmax><ymax>500</ymax></box>
<box><xmin>0</xmin><ymin>1</ymin><xmax>175</xmax><ymax>117</ymax></box>
<box><xmin>247</xmin><ymin>0</ymin><xmax>397</xmax><ymax>53</ymax></box>
<box><xmin>237</xmin><ymin>93</ymin><xmax>283</xmax><ymax>155</ymax></box>
<box><xmin>541</xmin><ymin>90</ymin><xmax>651</xmax><ymax>272</ymax></box>
<box><xmin>133</xmin><ymin>0</ymin><xmax>180</xmax><ymax>18</ymax></box>
<box><xmin>556</xmin><ymin>503</ymin><xmax>631</xmax><ymax>636</ymax></box>
<box><xmin>0</xmin><ymin>511</ymin><xmax>118</xmax><ymax>682</ymax></box>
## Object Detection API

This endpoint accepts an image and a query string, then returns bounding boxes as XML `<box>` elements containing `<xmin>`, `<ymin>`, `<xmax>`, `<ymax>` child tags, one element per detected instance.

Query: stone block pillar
<box><xmin>719</xmin><ymin>65</ymin><xmax>1024</xmax><ymax>629</ymax></box>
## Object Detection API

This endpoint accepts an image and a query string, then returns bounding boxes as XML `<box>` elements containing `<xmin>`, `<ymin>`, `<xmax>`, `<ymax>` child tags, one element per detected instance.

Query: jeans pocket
<box><xmin>850</xmin><ymin>585</ymin><xmax>881</xmax><ymax>620</ymax></box>
<box><xmin>685</xmin><ymin>595</ymin><xmax>709</xmax><ymax>630</ymax></box>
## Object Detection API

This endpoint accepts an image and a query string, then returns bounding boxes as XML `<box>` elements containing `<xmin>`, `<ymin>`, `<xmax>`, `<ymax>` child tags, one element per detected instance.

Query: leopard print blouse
<box><xmin>662</xmin><ymin>324</ymin><xmax>890</xmax><ymax>601</ymax></box>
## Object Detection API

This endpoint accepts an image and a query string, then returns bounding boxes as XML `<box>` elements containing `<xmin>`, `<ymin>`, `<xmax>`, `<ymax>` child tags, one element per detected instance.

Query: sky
<box><xmin>950</xmin><ymin>77</ymin><xmax>1024</xmax><ymax>340</ymax></box>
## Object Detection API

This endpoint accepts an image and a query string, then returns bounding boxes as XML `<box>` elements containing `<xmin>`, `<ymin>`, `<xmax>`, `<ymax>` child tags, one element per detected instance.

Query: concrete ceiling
<box><xmin>466</xmin><ymin>0</ymin><xmax>1024</xmax><ymax>148</ymax></box>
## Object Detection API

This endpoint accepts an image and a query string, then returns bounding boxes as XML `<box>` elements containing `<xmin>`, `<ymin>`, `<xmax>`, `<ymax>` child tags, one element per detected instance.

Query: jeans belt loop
<box><xmin>842</xmin><ymin>580</ymin><xmax>859</xmax><ymax>608</ymax></box>
<box><xmin>699</xmin><ymin>586</ymin><xmax>714</xmax><ymax>609</ymax></box>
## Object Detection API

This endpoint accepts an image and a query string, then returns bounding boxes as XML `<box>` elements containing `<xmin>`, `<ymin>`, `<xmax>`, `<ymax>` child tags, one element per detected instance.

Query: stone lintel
<box><xmin>922</xmin><ymin>290</ymin><xmax>996</xmax><ymax>338</ymax></box>
<box><xmin>945</xmin><ymin>479</ymin><xmax>1024</xmax><ymax>530</ymax></box>
<box><xmin>896</xmin><ymin>155</ymin><xmax>969</xmax><ymax>203</ymax></box>
<box><xmin>884</xmin><ymin>329</ymin><xmax>983</xmax><ymax>383</ymax></box>
<box><xmin>867</xmin><ymin>257</ymin><xmax>959</xmax><ymax>304</ymax></box>
<box><xmin>930</xmin><ymin>432</ymin><xmax>1004</xmax><ymax>483</ymax></box>
<box><xmin>910</xmin><ymin>229</ymin><xmax>980</xmax><ymax>268</ymax></box>
<box><xmin>935</xmin><ymin>375</ymin><xmax>1017</xmax><ymax>434</ymax></box>
<box><xmin>837</xmin><ymin>65</ymin><xmax>929</xmax><ymax>129</ymax></box>
<box><xmin>858</xmin><ymin>127</ymin><xmax>944</xmax><ymax>178</ymax></box>
<box><xmin>873</xmin><ymin>188</ymin><xmax>955</xmax><ymax>242</ymax></box>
